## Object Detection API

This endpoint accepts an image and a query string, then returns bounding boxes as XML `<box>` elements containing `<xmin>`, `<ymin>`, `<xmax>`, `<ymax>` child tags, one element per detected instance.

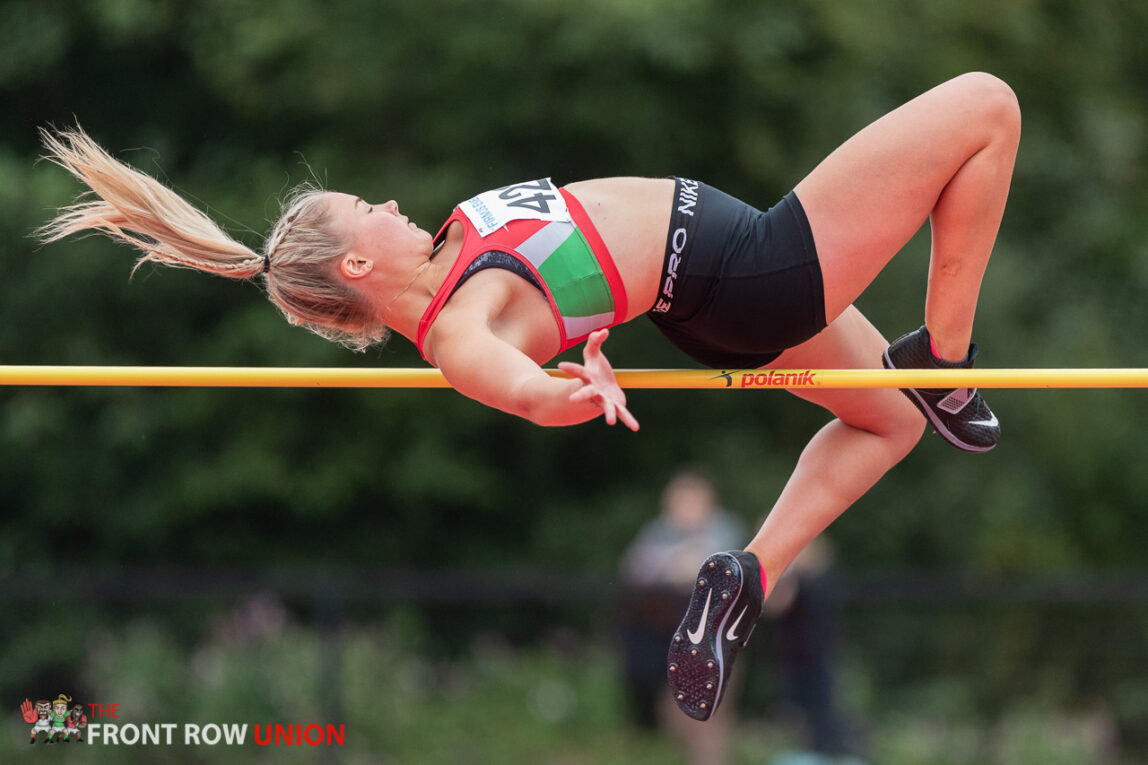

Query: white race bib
<box><xmin>458</xmin><ymin>178</ymin><xmax>570</xmax><ymax>237</ymax></box>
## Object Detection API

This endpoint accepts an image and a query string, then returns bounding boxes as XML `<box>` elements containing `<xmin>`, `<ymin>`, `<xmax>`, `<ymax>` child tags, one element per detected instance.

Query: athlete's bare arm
<box><xmin>428</xmin><ymin>303</ymin><xmax>637</xmax><ymax>429</ymax></box>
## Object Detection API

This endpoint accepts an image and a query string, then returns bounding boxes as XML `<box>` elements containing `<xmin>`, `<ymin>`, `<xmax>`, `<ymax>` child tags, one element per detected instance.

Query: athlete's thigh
<box><xmin>767</xmin><ymin>306</ymin><xmax>919</xmax><ymax>435</ymax></box>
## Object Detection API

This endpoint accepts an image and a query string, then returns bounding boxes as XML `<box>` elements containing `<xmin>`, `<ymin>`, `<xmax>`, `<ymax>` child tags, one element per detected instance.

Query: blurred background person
<box><xmin>618</xmin><ymin>467</ymin><xmax>746</xmax><ymax>765</ymax></box>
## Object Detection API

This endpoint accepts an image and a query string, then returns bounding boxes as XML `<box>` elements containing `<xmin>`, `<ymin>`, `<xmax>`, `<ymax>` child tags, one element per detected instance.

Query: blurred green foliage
<box><xmin>2</xmin><ymin>604</ymin><xmax>1141</xmax><ymax>763</ymax></box>
<box><xmin>3</xmin><ymin>0</ymin><xmax>1147</xmax><ymax>574</ymax></box>
<box><xmin>3</xmin><ymin>0</ymin><xmax>1148</xmax><ymax>759</ymax></box>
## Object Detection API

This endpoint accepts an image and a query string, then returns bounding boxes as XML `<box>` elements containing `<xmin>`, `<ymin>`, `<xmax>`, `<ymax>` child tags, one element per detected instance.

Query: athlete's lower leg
<box><xmin>745</xmin><ymin>411</ymin><xmax>922</xmax><ymax>598</ymax></box>
<box><xmin>923</xmin><ymin>76</ymin><xmax>1020</xmax><ymax>360</ymax></box>
<box><xmin>745</xmin><ymin>310</ymin><xmax>925</xmax><ymax>588</ymax></box>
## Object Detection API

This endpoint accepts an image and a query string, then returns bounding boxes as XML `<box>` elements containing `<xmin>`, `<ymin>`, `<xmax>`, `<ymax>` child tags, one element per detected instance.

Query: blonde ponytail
<box><xmin>37</xmin><ymin>126</ymin><xmax>391</xmax><ymax>352</ymax></box>
<box><xmin>37</xmin><ymin>126</ymin><xmax>265</xmax><ymax>279</ymax></box>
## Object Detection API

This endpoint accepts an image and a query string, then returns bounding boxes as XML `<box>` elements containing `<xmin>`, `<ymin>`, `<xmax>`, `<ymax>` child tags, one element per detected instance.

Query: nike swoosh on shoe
<box><xmin>686</xmin><ymin>589</ymin><xmax>712</xmax><ymax>644</ymax></box>
<box><xmin>725</xmin><ymin>606</ymin><xmax>749</xmax><ymax>642</ymax></box>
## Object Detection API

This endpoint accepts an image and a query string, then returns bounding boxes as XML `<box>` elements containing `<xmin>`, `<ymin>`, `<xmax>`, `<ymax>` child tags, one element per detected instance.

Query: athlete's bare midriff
<box><xmin>562</xmin><ymin>177</ymin><xmax>675</xmax><ymax>320</ymax></box>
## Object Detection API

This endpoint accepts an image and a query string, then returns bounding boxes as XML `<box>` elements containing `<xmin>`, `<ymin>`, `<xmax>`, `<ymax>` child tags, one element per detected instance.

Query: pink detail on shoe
<box><xmin>930</xmin><ymin>334</ymin><xmax>971</xmax><ymax>365</ymax></box>
<box><xmin>758</xmin><ymin>560</ymin><xmax>768</xmax><ymax>599</ymax></box>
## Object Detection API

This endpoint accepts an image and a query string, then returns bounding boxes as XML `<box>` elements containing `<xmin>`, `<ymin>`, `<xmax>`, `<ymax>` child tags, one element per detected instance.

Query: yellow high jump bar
<box><xmin>1</xmin><ymin>366</ymin><xmax>1147</xmax><ymax>389</ymax></box>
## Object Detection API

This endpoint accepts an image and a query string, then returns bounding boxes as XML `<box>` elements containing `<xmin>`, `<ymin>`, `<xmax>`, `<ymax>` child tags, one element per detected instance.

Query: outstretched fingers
<box><xmin>558</xmin><ymin>361</ymin><xmax>640</xmax><ymax>431</ymax></box>
<box><xmin>557</xmin><ymin>330</ymin><xmax>640</xmax><ymax>431</ymax></box>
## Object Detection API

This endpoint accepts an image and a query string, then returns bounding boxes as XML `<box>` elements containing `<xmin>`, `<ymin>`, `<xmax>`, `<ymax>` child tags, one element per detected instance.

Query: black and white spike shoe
<box><xmin>666</xmin><ymin>550</ymin><xmax>764</xmax><ymax>721</ymax></box>
<box><xmin>883</xmin><ymin>325</ymin><xmax>1000</xmax><ymax>452</ymax></box>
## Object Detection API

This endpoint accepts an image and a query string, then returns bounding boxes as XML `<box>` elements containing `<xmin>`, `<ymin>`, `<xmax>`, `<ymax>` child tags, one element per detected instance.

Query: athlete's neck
<box><xmin>381</xmin><ymin>235</ymin><xmax>461</xmax><ymax>343</ymax></box>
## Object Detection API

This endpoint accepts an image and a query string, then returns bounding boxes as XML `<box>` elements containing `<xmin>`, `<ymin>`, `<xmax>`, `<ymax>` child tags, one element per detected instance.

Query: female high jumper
<box><xmin>38</xmin><ymin>72</ymin><xmax>1020</xmax><ymax>721</ymax></box>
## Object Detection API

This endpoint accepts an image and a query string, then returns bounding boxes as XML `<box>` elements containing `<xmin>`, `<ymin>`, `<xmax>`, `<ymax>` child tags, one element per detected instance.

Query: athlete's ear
<box><xmin>340</xmin><ymin>253</ymin><xmax>374</xmax><ymax>280</ymax></box>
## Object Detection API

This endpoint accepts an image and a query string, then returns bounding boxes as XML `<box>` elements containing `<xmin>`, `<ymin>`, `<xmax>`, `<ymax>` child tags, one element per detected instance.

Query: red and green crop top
<box><xmin>416</xmin><ymin>179</ymin><xmax>628</xmax><ymax>360</ymax></box>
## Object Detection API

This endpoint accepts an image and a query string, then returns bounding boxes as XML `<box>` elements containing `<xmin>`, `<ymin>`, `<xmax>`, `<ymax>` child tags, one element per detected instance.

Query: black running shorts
<box><xmin>646</xmin><ymin>178</ymin><xmax>827</xmax><ymax>369</ymax></box>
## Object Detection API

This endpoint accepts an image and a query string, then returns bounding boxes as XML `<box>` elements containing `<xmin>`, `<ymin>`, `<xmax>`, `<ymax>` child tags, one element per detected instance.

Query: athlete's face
<box><xmin>329</xmin><ymin>192</ymin><xmax>434</xmax><ymax>265</ymax></box>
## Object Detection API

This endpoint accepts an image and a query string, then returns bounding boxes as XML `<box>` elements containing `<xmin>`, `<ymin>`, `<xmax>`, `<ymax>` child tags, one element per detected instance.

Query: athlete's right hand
<box><xmin>558</xmin><ymin>329</ymin><xmax>640</xmax><ymax>431</ymax></box>
<box><xmin>20</xmin><ymin>698</ymin><xmax>36</xmax><ymax>724</ymax></box>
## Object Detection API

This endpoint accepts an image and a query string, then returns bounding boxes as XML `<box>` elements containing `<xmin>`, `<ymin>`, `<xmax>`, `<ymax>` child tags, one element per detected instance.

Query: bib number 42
<box><xmin>460</xmin><ymin>177</ymin><xmax>569</xmax><ymax>236</ymax></box>
<box><xmin>498</xmin><ymin>179</ymin><xmax>558</xmax><ymax>215</ymax></box>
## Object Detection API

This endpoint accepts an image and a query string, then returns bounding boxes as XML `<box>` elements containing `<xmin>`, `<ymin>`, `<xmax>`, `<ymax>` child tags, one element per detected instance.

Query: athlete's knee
<box><xmin>873</xmin><ymin>394</ymin><xmax>927</xmax><ymax>456</ymax></box>
<box><xmin>896</xmin><ymin>404</ymin><xmax>927</xmax><ymax>454</ymax></box>
<box><xmin>838</xmin><ymin>391</ymin><xmax>925</xmax><ymax>456</ymax></box>
<box><xmin>954</xmin><ymin>72</ymin><xmax>1022</xmax><ymax>144</ymax></box>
